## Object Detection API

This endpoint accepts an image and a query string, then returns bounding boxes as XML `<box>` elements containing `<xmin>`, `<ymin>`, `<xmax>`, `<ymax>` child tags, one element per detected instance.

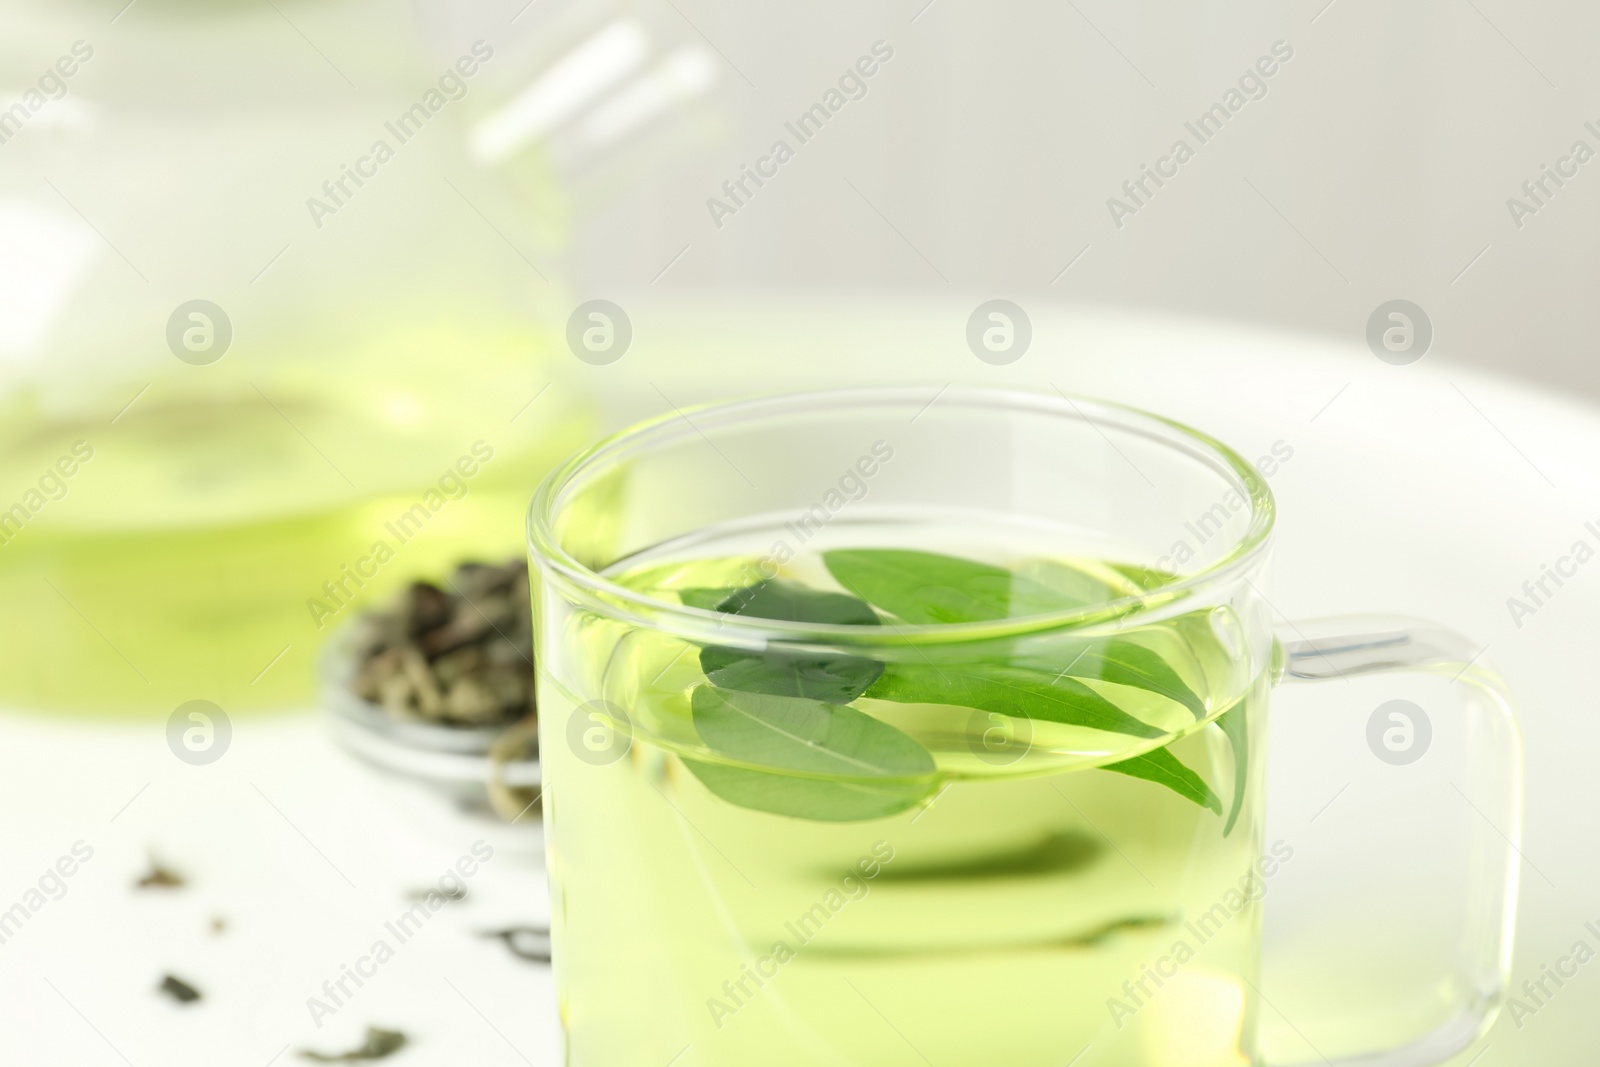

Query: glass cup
<box><xmin>527</xmin><ymin>386</ymin><xmax>1521</xmax><ymax>1067</ymax></box>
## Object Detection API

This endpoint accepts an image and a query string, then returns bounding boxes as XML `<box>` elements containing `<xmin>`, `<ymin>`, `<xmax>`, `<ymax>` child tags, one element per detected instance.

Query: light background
<box><xmin>510</xmin><ymin>0</ymin><xmax>1599</xmax><ymax>400</ymax></box>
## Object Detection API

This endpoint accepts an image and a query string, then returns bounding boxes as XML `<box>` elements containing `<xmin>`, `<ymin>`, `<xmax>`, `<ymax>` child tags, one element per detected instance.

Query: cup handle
<box><xmin>1265</xmin><ymin>616</ymin><xmax>1524</xmax><ymax>1067</ymax></box>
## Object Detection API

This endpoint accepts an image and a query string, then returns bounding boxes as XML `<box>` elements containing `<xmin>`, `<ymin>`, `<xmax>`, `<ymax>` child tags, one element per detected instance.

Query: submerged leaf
<box><xmin>690</xmin><ymin>686</ymin><xmax>934</xmax><ymax>778</ymax></box>
<box><xmin>865</xmin><ymin>663</ymin><xmax>1166</xmax><ymax>739</ymax></box>
<box><xmin>1101</xmin><ymin>746</ymin><xmax>1222</xmax><ymax>815</ymax></box>
<box><xmin>1216</xmin><ymin>699</ymin><xmax>1249</xmax><ymax>836</ymax></box>
<box><xmin>1050</xmin><ymin>639</ymin><xmax>1206</xmax><ymax>720</ymax></box>
<box><xmin>683</xmin><ymin>686</ymin><xmax>938</xmax><ymax>821</ymax></box>
<box><xmin>681</xmin><ymin>760</ymin><xmax>935</xmax><ymax>822</ymax></box>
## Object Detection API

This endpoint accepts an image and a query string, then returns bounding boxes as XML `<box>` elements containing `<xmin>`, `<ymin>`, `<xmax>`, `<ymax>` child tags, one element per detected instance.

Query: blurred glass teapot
<box><xmin>0</xmin><ymin>0</ymin><xmax>592</xmax><ymax>714</ymax></box>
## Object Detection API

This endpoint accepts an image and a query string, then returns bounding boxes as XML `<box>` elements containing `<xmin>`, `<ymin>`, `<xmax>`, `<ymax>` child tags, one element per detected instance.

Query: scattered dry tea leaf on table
<box><xmin>483</xmin><ymin>925</ymin><xmax>551</xmax><ymax>963</ymax></box>
<box><xmin>158</xmin><ymin>974</ymin><xmax>201</xmax><ymax>1004</ymax></box>
<box><xmin>406</xmin><ymin>885</ymin><xmax>465</xmax><ymax>902</ymax></box>
<box><xmin>135</xmin><ymin>857</ymin><xmax>185</xmax><ymax>889</ymax></box>
<box><xmin>300</xmin><ymin>1027</ymin><xmax>408</xmax><ymax>1062</ymax></box>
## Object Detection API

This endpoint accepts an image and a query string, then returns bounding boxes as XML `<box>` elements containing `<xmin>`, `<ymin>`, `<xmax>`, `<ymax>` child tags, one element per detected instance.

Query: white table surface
<box><xmin>3</xmin><ymin>298</ymin><xmax>1596</xmax><ymax>1065</ymax></box>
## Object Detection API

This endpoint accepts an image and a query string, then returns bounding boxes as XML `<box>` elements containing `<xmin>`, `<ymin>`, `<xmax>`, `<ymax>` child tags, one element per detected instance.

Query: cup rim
<box><xmin>526</xmin><ymin>385</ymin><xmax>1275</xmax><ymax>642</ymax></box>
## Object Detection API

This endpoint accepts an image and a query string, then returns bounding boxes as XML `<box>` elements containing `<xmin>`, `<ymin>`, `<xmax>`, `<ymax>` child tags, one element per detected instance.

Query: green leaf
<box><xmin>677</xmin><ymin>587</ymin><xmax>741</xmax><ymax>611</ymax></box>
<box><xmin>682</xmin><ymin>686</ymin><xmax>938</xmax><ymax>821</ymax></box>
<box><xmin>822</xmin><ymin>549</ymin><xmax>1081</xmax><ymax>624</ymax></box>
<box><xmin>1101</xmin><ymin>746</ymin><xmax>1222</xmax><ymax>815</ymax></box>
<box><xmin>1216</xmin><ymin>699</ymin><xmax>1249</xmax><ymax>836</ymax></box>
<box><xmin>690</xmin><ymin>685</ymin><xmax>934</xmax><ymax>777</ymax></box>
<box><xmin>864</xmin><ymin>663</ymin><xmax>1166</xmax><ymax>739</ymax></box>
<box><xmin>686</xmin><ymin>581</ymin><xmax>882</xmax><ymax>626</ymax></box>
<box><xmin>1016</xmin><ymin>558</ymin><xmax>1128</xmax><ymax>604</ymax></box>
<box><xmin>688</xmin><ymin>580</ymin><xmax>884</xmax><ymax>702</ymax></box>
<box><xmin>820</xmin><ymin>550</ymin><xmax>1205</xmax><ymax>719</ymax></box>
<box><xmin>699</xmin><ymin>649</ymin><xmax>883</xmax><ymax>704</ymax></box>
<box><xmin>1051</xmin><ymin>639</ymin><xmax>1207</xmax><ymax>721</ymax></box>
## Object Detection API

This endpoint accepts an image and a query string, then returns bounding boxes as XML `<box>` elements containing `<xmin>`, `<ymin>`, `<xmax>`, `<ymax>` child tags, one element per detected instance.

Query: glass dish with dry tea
<box><xmin>321</xmin><ymin>558</ymin><xmax>539</xmax><ymax>818</ymax></box>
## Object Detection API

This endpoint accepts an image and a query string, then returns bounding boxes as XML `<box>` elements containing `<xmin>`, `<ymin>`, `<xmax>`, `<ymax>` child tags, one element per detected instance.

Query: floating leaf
<box><xmin>671</xmin><ymin>560</ymin><xmax>1232</xmax><ymax>825</ymax></box>
<box><xmin>1101</xmin><ymin>746</ymin><xmax>1222</xmax><ymax>815</ymax></box>
<box><xmin>865</xmin><ymin>663</ymin><xmax>1166</xmax><ymax>739</ymax></box>
<box><xmin>823</xmin><ymin>549</ymin><xmax>1080</xmax><ymax>624</ymax></box>
<box><xmin>677</xmin><ymin>587</ymin><xmax>741</xmax><ymax>611</ymax></box>
<box><xmin>820</xmin><ymin>551</ymin><xmax>1204</xmax><ymax>717</ymax></box>
<box><xmin>690</xmin><ymin>580</ymin><xmax>882</xmax><ymax>626</ymax></box>
<box><xmin>682</xmin><ymin>686</ymin><xmax>937</xmax><ymax>821</ymax></box>
<box><xmin>1016</xmin><ymin>558</ymin><xmax>1128</xmax><ymax>604</ymax></box>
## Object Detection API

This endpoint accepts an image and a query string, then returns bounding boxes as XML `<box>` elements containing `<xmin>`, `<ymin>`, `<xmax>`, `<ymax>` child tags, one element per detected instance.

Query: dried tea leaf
<box><xmin>407</xmin><ymin>886</ymin><xmax>466</xmax><ymax>902</ymax></box>
<box><xmin>300</xmin><ymin>1027</ymin><xmax>408</xmax><ymax>1062</ymax></box>
<box><xmin>483</xmin><ymin>925</ymin><xmax>551</xmax><ymax>963</ymax></box>
<box><xmin>351</xmin><ymin>557</ymin><xmax>535</xmax><ymax>729</ymax></box>
<box><xmin>159</xmin><ymin>974</ymin><xmax>201</xmax><ymax>1004</ymax></box>
<box><xmin>136</xmin><ymin>858</ymin><xmax>184</xmax><ymax>889</ymax></box>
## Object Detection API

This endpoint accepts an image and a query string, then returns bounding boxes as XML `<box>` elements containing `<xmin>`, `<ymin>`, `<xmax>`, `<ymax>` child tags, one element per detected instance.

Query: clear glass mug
<box><xmin>526</xmin><ymin>386</ymin><xmax>1522</xmax><ymax>1067</ymax></box>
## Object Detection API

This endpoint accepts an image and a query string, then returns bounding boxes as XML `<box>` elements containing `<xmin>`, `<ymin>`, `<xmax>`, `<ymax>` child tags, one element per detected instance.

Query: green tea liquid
<box><xmin>539</xmin><ymin>535</ymin><xmax>1272</xmax><ymax>1067</ymax></box>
